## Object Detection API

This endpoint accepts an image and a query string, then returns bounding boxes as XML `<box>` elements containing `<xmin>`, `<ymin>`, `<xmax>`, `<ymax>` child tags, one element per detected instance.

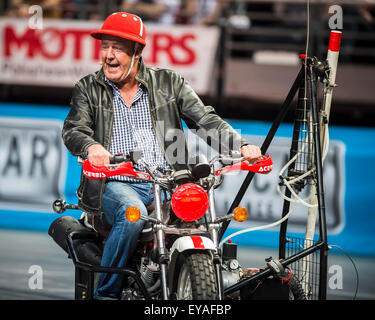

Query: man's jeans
<box><xmin>94</xmin><ymin>181</ymin><xmax>154</xmax><ymax>299</ymax></box>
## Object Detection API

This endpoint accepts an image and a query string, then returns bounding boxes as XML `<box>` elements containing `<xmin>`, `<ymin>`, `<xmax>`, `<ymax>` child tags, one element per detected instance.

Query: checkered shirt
<box><xmin>105</xmin><ymin>77</ymin><xmax>169</xmax><ymax>182</ymax></box>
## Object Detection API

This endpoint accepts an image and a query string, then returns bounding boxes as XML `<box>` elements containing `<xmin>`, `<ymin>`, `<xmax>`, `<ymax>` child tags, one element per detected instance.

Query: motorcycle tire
<box><xmin>288</xmin><ymin>275</ymin><xmax>307</xmax><ymax>300</ymax></box>
<box><xmin>174</xmin><ymin>252</ymin><xmax>218</xmax><ymax>300</ymax></box>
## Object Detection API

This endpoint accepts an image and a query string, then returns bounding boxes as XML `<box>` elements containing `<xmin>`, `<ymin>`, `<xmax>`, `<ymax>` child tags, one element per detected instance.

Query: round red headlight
<box><xmin>171</xmin><ymin>183</ymin><xmax>209</xmax><ymax>222</ymax></box>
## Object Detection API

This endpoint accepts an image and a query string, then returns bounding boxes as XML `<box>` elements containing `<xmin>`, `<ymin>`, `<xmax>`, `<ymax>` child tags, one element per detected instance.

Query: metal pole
<box><xmin>309</xmin><ymin>63</ymin><xmax>328</xmax><ymax>300</ymax></box>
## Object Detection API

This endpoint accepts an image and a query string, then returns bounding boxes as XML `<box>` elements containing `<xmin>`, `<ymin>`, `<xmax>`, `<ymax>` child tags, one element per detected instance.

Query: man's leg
<box><xmin>94</xmin><ymin>181</ymin><xmax>152</xmax><ymax>299</ymax></box>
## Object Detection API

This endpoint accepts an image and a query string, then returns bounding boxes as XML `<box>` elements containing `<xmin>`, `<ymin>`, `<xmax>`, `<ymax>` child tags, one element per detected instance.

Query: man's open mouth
<box><xmin>107</xmin><ymin>63</ymin><xmax>120</xmax><ymax>69</ymax></box>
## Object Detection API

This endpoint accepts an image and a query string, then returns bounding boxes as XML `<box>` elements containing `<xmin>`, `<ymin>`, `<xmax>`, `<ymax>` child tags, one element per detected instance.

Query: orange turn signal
<box><xmin>233</xmin><ymin>206</ymin><xmax>248</xmax><ymax>222</ymax></box>
<box><xmin>125</xmin><ymin>206</ymin><xmax>141</xmax><ymax>222</ymax></box>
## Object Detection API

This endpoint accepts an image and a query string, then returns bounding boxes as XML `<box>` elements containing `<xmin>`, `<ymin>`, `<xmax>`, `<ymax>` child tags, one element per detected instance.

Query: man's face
<box><xmin>100</xmin><ymin>35</ymin><xmax>137</xmax><ymax>84</ymax></box>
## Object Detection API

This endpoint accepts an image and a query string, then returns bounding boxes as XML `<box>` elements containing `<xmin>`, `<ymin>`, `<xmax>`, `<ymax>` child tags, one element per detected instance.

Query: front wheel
<box><xmin>174</xmin><ymin>252</ymin><xmax>218</xmax><ymax>300</ymax></box>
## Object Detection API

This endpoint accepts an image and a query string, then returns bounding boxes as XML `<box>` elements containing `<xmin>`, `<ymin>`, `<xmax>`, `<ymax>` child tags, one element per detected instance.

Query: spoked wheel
<box><xmin>174</xmin><ymin>252</ymin><xmax>218</xmax><ymax>300</ymax></box>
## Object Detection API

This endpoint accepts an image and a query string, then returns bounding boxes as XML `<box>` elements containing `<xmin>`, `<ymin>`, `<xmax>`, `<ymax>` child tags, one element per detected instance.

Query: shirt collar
<box><xmin>104</xmin><ymin>76</ymin><xmax>145</xmax><ymax>103</ymax></box>
<box><xmin>105</xmin><ymin>76</ymin><xmax>144</xmax><ymax>91</ymax></box>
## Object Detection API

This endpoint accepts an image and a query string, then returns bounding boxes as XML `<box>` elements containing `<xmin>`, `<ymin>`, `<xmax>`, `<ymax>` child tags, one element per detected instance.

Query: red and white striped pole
<box><xmin>323</xmin><ymin>30</ymin><xmax>342</xmax><ymax>123</ymax></box>
<box><xmin>318</xmin><ymin>30</ymin><xmax>342</xmax><ymax>160</ymax></box>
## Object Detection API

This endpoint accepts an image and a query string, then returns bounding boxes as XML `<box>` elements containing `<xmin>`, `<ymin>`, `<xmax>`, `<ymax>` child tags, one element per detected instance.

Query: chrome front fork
<box><xmin>208</xmin><ymin>188</ymin><xmax>219</xmax><ymax>247</ymax></box>
<box><xmin>208</xmin><ymin>187</ymin><xmax>224</xmax><ymax>300</ymax></box>
<box><xmin>153</xmin><ymin>183</ymin><xmax>169</xmax><ymax>300</ymax></box>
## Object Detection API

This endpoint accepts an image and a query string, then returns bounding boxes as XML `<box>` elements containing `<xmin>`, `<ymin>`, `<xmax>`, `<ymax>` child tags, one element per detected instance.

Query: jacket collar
<box><xmin>135</xmin><ymin>57</ymin><xmax>148</xmax><ymax>83</ymax></box>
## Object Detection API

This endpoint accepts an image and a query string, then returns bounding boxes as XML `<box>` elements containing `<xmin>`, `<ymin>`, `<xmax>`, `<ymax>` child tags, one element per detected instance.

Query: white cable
<box><xmin>280</xmin><ymin>178</ymin><xmax>317</xmax><ymax>208</ymax></box>
<box><xmin>286</xmin><ymin>167</ymin><xmax>314</xmax><ymax>185</ymax></box>
<box><xmin>276</xmin><ymin>133</ymin><xmax>319</xmax><ymax>207</ymax></box>
<box><xmin>219</xmin><ymin>201</ymin><xmax>297</xmax><ymax>247</ymax></box>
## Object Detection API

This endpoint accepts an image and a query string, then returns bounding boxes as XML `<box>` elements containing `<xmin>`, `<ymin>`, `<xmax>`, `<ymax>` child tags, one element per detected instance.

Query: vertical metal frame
<box><xmin>221</xmin><ymin>58</ymin><xmax>329</xmax><ymax>299</ymax></box>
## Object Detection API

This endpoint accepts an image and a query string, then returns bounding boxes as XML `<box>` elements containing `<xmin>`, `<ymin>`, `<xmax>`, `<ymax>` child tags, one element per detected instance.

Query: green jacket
<box><xmin>62</xmin><ymin>58</ymin><xmax>248</xmax><ymax>215</ymax></box>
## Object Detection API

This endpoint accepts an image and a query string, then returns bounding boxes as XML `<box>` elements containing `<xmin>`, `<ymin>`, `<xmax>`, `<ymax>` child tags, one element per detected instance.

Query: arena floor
<box><xmin>0</xmin><ymin>229</ymin><xmax>373</xmax><ymax>300</ymax></box>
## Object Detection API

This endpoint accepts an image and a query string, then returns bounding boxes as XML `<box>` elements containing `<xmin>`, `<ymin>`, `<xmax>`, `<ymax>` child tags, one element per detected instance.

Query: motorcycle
<box><xmin>49</xmin><ymin>150</ymin><xmax>304</xmax><ymax>300</ymax></box>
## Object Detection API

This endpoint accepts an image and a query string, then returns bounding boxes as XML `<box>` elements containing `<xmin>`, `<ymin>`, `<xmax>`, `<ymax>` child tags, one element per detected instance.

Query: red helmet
<box><xmin>90</xmin><ymin>12</ymin><xmax>146</xmax><ymax>46</ymax></box>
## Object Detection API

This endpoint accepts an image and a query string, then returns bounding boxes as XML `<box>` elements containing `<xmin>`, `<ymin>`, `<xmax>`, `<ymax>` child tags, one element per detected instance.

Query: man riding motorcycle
<box><xmin>62</xmin><ymin>11</ymin><xmax>262</xmax><ymax>299</ymax></box>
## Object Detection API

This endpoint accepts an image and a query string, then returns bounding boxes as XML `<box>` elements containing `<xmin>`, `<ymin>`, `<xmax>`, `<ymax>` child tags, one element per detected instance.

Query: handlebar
<box><xmin>56</xmin><ymin>153</ymin><xmax>272</xmax><ymax>214</ymax></box>
<box><xmin>110</xmin><ymin>154</ymin><xmax>128</xmax><ymax>164</ymax></box>
<box><xmin>82</xmin><ymin>151</ymin><xmax>273</xmax><ymax>182</ymax></box>
<box><xmin>109</xmin><ymin>150</ymin><xmax>142</xmax><ymax>164</ymax></box>
<box><xmin>215</xmin><ymin>155</ymin><xmax>273</xmax><ymax>176</ymax></box>
<box><xmin>82</xmin><ymin>159</ymin><xmax>151</xmax><ymax>181</ymax></box>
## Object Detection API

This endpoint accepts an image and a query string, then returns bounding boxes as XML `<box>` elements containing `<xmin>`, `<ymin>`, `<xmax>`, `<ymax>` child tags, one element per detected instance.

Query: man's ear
<box><xmin>134</xmin><ymin>43</ymin><xmax>144</xmax><ymax>58</ymax></box>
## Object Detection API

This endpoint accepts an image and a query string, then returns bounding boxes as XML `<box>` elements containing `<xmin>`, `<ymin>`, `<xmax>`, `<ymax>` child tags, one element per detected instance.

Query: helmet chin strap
<box><xmin>124</xmin><ymin>43</ymin><xmax>138</xmax><ymax>80</ymax></box>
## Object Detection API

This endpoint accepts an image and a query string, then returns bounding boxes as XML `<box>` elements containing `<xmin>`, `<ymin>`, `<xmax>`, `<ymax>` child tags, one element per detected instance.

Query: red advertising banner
<box><xmin>0</xmin><ymin>18</ymin><xmax>219</xmax><ymax>94</ymax></box>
